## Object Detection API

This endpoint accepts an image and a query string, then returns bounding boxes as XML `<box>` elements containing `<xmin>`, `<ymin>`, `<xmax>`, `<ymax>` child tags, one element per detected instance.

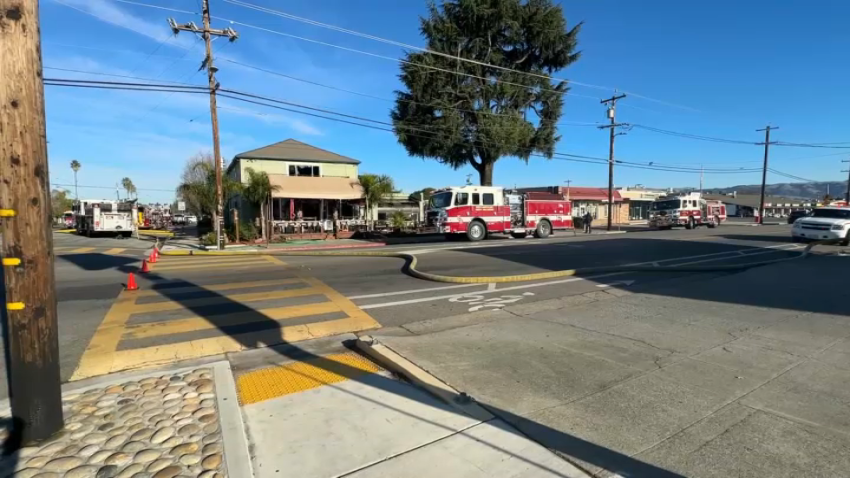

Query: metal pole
<box><xmin>843</xmin><ymin>159</ymin><xmax>849</xmax><ymax>203</ymax></box>
<box><xmin>0</xmin><ymin>0</ymin><xmax>64</xmax><ymax>442</ymax></box>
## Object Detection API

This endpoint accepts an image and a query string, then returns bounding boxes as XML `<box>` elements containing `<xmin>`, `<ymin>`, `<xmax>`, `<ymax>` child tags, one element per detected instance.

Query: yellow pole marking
<box><xmin>69</xmin><ymin>247</ymin><xmax>96</xmax><ymax>253</ymax></box>
<box><xmin>150</xmin><ymin>260</ymin><xmax>276</xmax><ymax>272</ymax></box>
<box><xmin>237</xmin><ymin>352</ymin><xmax>382</xmax><ymax>405</ymax></box>
<box><xmin>134</xmin><ymin>278</ymin><xmax>303</xmax><ymax>298</ymax></box>
<box><xmin>123</xmin><ymin>301</ymin><xmax>342</xmax><ymax>340</ymax></box>
<box><xmin>0</xmin><ymin>209</ymin><xmax>16</xmax><ymax>217</ymax></box>
<box><xmin>128</xmin><ymin>287</ymin><xmax>321</xmax><ymax>314</ymax></box>
<box><xmin>6</xmin><ymin>303</ymin><xmax>25</xmax><ymax>310</ymax></box>
<box><xmin>2</xmin><ymin>258</ymin><xmax>21</xmax><ymax>266</ymax></box>
<box><xmin>70</xmin><ymin>289</ymin><xmax>138</xmax><ymax>380</ymax></box>
<box><xmin>103</xmin><ymin>248</ymin><xmax>126</xmax><ymax>255</ymax></box>
<box><xmin>106</xmin><ymin>315</ymin><xmax>381</xmax><ymax>375</ymax></box>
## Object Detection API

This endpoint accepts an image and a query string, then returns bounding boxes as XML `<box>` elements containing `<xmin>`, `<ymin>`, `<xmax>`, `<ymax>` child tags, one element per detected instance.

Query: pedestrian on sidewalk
<box><xmin>583</xmin><ymin>211</ymin><xmax>593</xmax><ymax>234</ymax></box>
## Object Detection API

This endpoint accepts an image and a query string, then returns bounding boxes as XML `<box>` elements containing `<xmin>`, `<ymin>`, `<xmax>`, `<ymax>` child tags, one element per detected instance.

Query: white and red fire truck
<box><xmin>649</xmin><ymin>192</ymin><xmax>727</xmax><ymax>230</ymax></box>
<box><xmin>426</xmin><ymin>186</ymin><xmax>573</xmax><ymax>241</ymax></box>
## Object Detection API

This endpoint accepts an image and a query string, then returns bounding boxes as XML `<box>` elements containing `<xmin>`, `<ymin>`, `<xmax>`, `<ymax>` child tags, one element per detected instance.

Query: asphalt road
<box><xmin>0</xmin><ymin>224</ymin><xmax>817</xmax><ymax>398</ymax></box>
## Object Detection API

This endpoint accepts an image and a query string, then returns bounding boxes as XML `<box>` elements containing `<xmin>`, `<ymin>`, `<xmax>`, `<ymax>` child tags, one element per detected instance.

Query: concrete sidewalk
<box><xmin>231</xmin><ymin>336</ymin><xmax>588</xmax><ymax>478</ymax></box>
<box><xmin>371</xmin><ymin>253</ymin><xmax>850</xmax><ymax>477</ymax></box>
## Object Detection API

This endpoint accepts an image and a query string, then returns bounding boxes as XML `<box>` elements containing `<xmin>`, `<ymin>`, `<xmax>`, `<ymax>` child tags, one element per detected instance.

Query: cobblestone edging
<box><xmin>1</xmin><ymin>368</ymin><xmax>226</xmax><ymax>478</ymax></box>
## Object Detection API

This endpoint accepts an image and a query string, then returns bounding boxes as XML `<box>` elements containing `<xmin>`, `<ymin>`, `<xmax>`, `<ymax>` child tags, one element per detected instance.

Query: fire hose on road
<box><xmin>156</xmin><ymin>238</ymin><xmax>839</xmax><ymax>284</ymax></box>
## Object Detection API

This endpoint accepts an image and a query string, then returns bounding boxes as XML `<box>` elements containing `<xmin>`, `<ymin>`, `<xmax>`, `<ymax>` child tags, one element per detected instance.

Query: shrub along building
<box><xmin>226</xmin><ymin>139</ymin><xmax>365</xmax><ymax>235</ymax></box>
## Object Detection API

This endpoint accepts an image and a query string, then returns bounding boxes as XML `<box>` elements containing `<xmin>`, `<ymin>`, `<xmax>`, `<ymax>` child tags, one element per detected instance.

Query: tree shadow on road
<box><xmin>135</xmin><ymin>265</ymin><xmax>683</xmax><ymax>478</ymax></box>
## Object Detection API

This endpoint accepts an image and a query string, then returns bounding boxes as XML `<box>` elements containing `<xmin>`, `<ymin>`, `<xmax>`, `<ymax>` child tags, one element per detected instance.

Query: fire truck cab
<box><xmin>427</xmin><ymin>186</ymin><xmax>573</xmax><ymax>241</ymax></box>
<box><xmin>649</xmin><ymin>192</ymin><xmax>727</xmax><ymax>230</ymax></box>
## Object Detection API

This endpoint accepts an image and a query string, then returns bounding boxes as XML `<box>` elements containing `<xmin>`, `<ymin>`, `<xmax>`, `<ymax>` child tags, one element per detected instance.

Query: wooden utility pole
<box><xmin>1</xmin><ymin>0</ymin><xmax>64</xmax><ymax>442</ymax></box>
<box><xmin>169</xmin><ymin>2</ymin><xmax>238</xmax><ymax>250</ymax></box>
<box><xmin>756</xmin><ymin>126</ymin><xmax>778</xmax><ymax>224</ymax></box>
<box><xmin>843</xmin><ymin>159</ymin><xmax>849</xmax><ymax>204</ymax></box>
<box><xmin>599</xmin><ymin>94</ymin><xmax>626</xmax><ymax>231</ymax></box>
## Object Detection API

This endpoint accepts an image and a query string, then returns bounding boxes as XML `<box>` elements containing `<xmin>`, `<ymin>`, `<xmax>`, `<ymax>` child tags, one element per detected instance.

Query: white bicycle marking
<box><xmin>450</xmin><ymin>292</ymin><xmax>535</xmax><ymax>311</ymax></box>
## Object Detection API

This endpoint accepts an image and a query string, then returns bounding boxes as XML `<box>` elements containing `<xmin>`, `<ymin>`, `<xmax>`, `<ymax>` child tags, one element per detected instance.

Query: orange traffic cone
<box><xmin>126</xmin><ymin>272</ymin><xmax>139</xmax><ymax>291</ymax></box>
<box><xmin>140</xmin><ymin>259</ymin><xmax>151</xmax><ymax>273</ymax></box>
<box><xmin>149</xmin><ymin>251</ymin><xmax>157</xmax><ymax>263</ymax></box>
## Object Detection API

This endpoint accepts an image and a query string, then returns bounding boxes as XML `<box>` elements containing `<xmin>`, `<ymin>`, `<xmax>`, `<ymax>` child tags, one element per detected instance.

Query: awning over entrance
<box><xmin>268</xmin><ymin>174</ymin><xmax>364</xmax><ymax>200</ymax></box>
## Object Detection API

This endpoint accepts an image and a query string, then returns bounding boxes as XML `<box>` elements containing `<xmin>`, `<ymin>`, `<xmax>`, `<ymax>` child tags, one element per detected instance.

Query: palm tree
<box><xmin>177</xmin><ymin>160</ymin><xmax>241</xmax><ymax>226</ymax></box>
<box><xmin>359</xmin><ymin>174</ymin><xmax>395</xmax><ymax>231</ymax></box>
<box><xmin>242</xmin><ymin>167</ymin><xmax>280</xmax><ymax>242</ymax></box>
<box><xmin>121</xmin><ymin>177</ymin><xmax>135</xmax><ymax>200</ymax></box>
<box><xmin>70</xmin><ymin>160</ymin><xmax>81</xmax><ymax>199</ymax></box>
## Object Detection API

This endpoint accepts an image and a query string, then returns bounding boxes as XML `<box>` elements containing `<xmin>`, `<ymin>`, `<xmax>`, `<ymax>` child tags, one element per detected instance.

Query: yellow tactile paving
<box><xmin>236</xmin><ymin>352</ymin><xmax>383</xmax><ymax>405</ymax></box>
<box><xmin>71</xmin><ymin>270</ymin><xmax>381</xmax><ymax>381</ymax></box>
<box><xmin>69</xmin><ymin>247</ymin><xmax>96</xmax><ymax>253</ymax></box>
<box><xmin>103</xmin><ymin>248</ymin><xmax>127</xmax><ymax>255</ymax></box>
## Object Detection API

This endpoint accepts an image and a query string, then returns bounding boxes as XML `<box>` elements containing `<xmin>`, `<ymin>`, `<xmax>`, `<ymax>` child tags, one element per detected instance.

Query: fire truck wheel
<box><xmin>685</xmin><ymin>217</ymin><xmax>695</xmax><ymax>230</ymax></box>
<box><xmin>534</xmin><ymin>220</ymin><xmax>551</xmax><ymax>239</ymax></box>
<box><xmin>842</xmin><ymin>230</ymin><xmax>850</xmax><ymax>247</ymax></box>
<box><xmin>466</xmin><ymin>220</ymin><xmax>487</xmax><ymax>241</ymax></box>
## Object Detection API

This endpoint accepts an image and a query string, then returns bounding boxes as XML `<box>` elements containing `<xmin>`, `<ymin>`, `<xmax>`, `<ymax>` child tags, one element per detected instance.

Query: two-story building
<box><xmin>226</xmin><ymin>139</ymin><xmax>365</xmax><ymax>234</ymax></box>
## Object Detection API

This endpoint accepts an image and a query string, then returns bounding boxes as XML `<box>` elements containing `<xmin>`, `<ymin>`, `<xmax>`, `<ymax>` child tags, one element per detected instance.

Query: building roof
<box><xmin>233</xmin><ymin>139</ymin><xmax>361</xmax><ymax>165</ymax></box>
<box><xmin>703</xmin><ymin>194</ymin><xmax>814</xmax><ymax>208</ymax></box>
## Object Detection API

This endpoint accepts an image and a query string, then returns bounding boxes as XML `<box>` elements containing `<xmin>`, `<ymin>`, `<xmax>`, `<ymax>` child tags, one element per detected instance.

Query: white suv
<box><xmin>792</xmin><ymin>207</ymin><xmax>850</xmax><ymax>245</ymax></box>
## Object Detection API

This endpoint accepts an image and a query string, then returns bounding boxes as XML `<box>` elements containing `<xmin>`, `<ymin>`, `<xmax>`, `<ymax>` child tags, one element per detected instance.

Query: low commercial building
<box><xmin>226</xmin><ymin>139</ymin><xmax>365</xmax><ymax>234</ymax></box>
<box><xmin>616</xmin><ymin>186</ymin><xmax>672</xmax><ymax>220</ymax></box>
<box><xmin>371</xmin><ymin>193</ymin><xmax>424</xmax><ymax>226</ymax></box>
<box><xmin>517</xmin><ymin>185</ymin><xmax>630</xmax><ymax>224</ymax></box>
<box><xmin>703</xmin><ymin>192</ymin><xmax>816</xmax><ymax>217</ymax></box>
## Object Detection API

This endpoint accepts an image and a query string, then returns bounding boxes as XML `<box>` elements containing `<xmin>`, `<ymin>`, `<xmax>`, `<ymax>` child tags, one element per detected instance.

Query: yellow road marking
<box><xmin>123</xmin><ymin>301</ymin><xmax>342</xmax><ymax>340</ymax></box>
<box><xmin>128</xmin><ymin>287</ymin><xmax>321</xmax><ymax>314</ymax></box>
<box><xmin>70</xmin><ymin>247</ymin><xmax>96</xmax><ymax>253</ymax></box>
<box><xmin>134</xmin><ymin>278</ymin><xmax>303</xmax><ymax>297</ymax></box>
<box><xmin>151</xmin><ymin>260</ymin><xmax>275</xmax><ymax>271</ymax></box>
<box><xmin>263</xmin><ymin>255</ymin><xmax>289</xmax><ymax>267</ymax></box>
<box><xmin>103</xmin><ymin>248</ymin><xmax>127</xmax><ymax>255</ymax></box>
<box><xmin>237</xmin><ymin>352</ymin><xmax>382</xmax><ymax>405</ymax></box>
<box><xmin>71</xmin><ymin>290</ymin><xmax>138</xmax><ymax>380</ymax></box>
<box><xmin>105</xmin><ymin>315</ymin><xmax>380</xmax><ymax>375</ymax></box>
<box><xmin>156</xmin><ymin>255</ymin><xmax>267</xmax><ymax>265</ymax></box>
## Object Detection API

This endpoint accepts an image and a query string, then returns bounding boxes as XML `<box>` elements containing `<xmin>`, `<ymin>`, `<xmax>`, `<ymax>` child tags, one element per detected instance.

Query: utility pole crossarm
<box><xmin>168</xmin><ymin>0</ymin><xmax>238</xmax><ymax>250</ymax></box>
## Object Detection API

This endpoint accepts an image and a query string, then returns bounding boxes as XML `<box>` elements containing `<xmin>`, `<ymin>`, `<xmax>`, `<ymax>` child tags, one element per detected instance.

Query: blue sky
<box><xmin>41</xmin><ymin>0</ymin><xmax>850</xmax><ymax>203</ymax></box>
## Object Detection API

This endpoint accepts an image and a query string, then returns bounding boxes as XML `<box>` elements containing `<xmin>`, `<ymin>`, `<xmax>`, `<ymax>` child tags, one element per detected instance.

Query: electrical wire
<box><xmin>44</xmin><ymin>77</ymin><xmax>763</xmax><ymax>175</ymax></box>
<box><xmin>109</xmin><ymin>0</ymin><xmax>196</xmax><ymax>14</ymax></box>
<box><xmin>633</xmin><ymin>124</ymin><xmax>850</xmax><ymax>149</ymax></box>
<box><xmin>768</xmin><ymin>169</ymin><xmax>819</xmax><ymax>183</ymax></box>
<box><xmin>223</xmin><ymin>0</ymin><xmax>698</xmax><ymax>112</ymax></box>
<box><xmin>52</xmin><ymin>182</ymin><xmax>175</xmax><ymax>192</ymax></box>
<box><xmin>43</xmin><ymin>67</ymin><xmax>201</xmax><ymax>86</ymax></box>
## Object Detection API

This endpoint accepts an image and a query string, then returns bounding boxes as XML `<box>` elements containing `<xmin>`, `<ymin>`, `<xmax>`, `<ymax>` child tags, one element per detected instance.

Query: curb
<box><xmin>213</xmin><ymin>360</ymin><xmax>255</xmax><ymax>478</ymax></box>
<box><xmin>354</xmin><ymin>336</ymin><xmax>493</xmax><ymax>422</ymax></box>
<box><xmin>203</xmin><ymin>242</ymin><xmax>387</xmax><ymax>252</ymax></box>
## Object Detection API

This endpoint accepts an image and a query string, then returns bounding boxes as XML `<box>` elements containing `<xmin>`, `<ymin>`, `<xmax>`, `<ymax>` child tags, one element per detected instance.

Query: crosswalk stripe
<box><xmin>152</xmin><ymin>260</ymin><xmax>276</xmax><ymax>271</ymax></box>
<box><xmin>123</xmin><ymin>301</ymin><xmax>342</xmax><ymax>340</ymax></box>
<box><xmin>129</xmin><ymin>287</ymin><xmax>321</xmax><ymax>314</ymax></box>
<box><xmin>103</xmin><ymin>248</ymin><xmax>127</xmax><ymax>255</ymax></box>
<box><xmin>134</xmin><ymin>278</ymin><xmax>303</xmax><ymax>297</ymax></box>
<box><xmin>108</xmin><ymin>315</ymin><xmax>380</xmax><ymax>373</ymax></box>
<box><xmin>69</xmin><ymin>247</ymin><xmax>95</xmax><ymax>253</ymax></box>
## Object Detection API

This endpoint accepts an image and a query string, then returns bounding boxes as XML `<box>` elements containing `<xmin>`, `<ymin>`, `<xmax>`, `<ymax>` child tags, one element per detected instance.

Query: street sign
<box><xmin>178</xmin><ymin>201</ymin><xmax>186</xmax><ymax>212</ymax></box>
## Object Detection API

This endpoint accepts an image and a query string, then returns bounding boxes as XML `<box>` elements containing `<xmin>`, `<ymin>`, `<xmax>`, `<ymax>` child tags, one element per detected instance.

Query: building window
<box><xmin>472</xmin><ymin>193</ymin><xmax>480</xmax><ymax>205</ymax></box>
<box><xmin>483</xmin><ymin>193</ymin><xmax>494</xmax><ymax>205</ymax></box>
<box><xmin>288</xmin><ymin>164</ymin><xmax>321</xmax><ymax>177</ymax></box>
<box><xmin>456</xmin><ymin>193</ymin><xmax>469</xmax><ymax>205</ymax></box>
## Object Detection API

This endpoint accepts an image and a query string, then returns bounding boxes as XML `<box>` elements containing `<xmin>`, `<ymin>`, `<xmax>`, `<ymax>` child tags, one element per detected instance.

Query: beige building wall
<box><xmin>237</xmin><ymin>158</ymin><xmax>358</xmax><ymax>179</ymax></box>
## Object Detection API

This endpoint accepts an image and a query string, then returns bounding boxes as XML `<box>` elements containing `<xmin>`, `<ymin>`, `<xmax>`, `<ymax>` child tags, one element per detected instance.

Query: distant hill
<box><xmin>708</xmin><ymin>181</ymin><xmax>847</xmax><ymax>200</ymax></box>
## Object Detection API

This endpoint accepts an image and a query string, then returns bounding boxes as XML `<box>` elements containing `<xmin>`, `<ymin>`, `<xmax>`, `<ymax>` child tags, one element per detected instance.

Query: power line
<box><xmin>110</xmin><ymin>0</ymin><xmax>196</xmax><ymax>14</ymax></box>
<box><xmin>223</xmin><ymin>0</ymin><xmax>698</xmax><ymax>113</ymax></box>
<box><xmin>633</xmin><ymin>124</ymin><xmax>850</xmax><ymax>149</ymax></box>
<box><xmin>52</xmin><ymin>183</ymin><xmax>176</xmax><ymax>192</ymax></box>
<box><xmin>43</xmin><ymin>67</ymin><xmax>202</xmax><ymax>86</ymax></box>
<box><xmin>44</xmin><ymin>77</ymin><xmax>763</xmax><ymax>175</ymax></box>
<box><xmin>768</xmin><ymin>168</ymin><xmax>818</xmax><ymax>183</ymax></box>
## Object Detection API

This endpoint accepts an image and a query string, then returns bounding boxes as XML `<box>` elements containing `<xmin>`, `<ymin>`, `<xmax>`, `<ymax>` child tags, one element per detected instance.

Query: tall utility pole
<box><xmin>842</xmin><ymin>159</ymin><xmax>850</xmax><ymax>203</ymax></box>
<box><xmin>169</xmin><ymin>2</ymin><xmax>238</xmax><ymax>249</ymax></box>
<box><xmin>564</xmin><ymin>179</ymin><xmax>572</xmax><ymax>201</ymax></box>
<box><xmin>756</xmin><ymin>126</ymin><xmax>778</xmax><ymax>224</ymax></box>
<box><xmin>599</xmin><ymin>94</ymin><xmax>627</xmax><ymax>231</ymax></box>
<box><xmin>1</xmin><ymin>0</ymin><xmax>64</xmax><ymax>441</ymax></box>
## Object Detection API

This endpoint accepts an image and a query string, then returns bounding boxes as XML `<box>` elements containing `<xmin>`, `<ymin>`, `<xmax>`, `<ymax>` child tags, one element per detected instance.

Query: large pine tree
<box><xmin>392</xmin><ymin>0</ymin><xmax>581</xmax><ymax>186</ymax></box>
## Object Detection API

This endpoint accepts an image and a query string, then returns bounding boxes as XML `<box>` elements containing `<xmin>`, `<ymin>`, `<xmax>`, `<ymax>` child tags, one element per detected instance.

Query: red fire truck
<box><xmin>649</xmin><ymin>192</ymin><xmax>727</xmax><ymax>230</ymax></box>
<box><xmin>426</xmin><ymin>186</ymin><xmax>573</xmax><ymax>241</ymax></box>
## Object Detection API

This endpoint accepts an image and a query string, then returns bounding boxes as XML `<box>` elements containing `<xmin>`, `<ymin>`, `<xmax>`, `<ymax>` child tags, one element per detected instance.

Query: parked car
<box><xmin>173</xmin><ymin>214</ymin><xmax>185</xmax><ymax>225</ymax></box>
<box><xmin>787</xmin><ymin>210</ymin><xmax>810</xmax><ymax>224</ymax></box>
<box><xmin>185</xmin><ymin>215</ymin><xmax>198</xmax><ymax>225</ymax></box>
